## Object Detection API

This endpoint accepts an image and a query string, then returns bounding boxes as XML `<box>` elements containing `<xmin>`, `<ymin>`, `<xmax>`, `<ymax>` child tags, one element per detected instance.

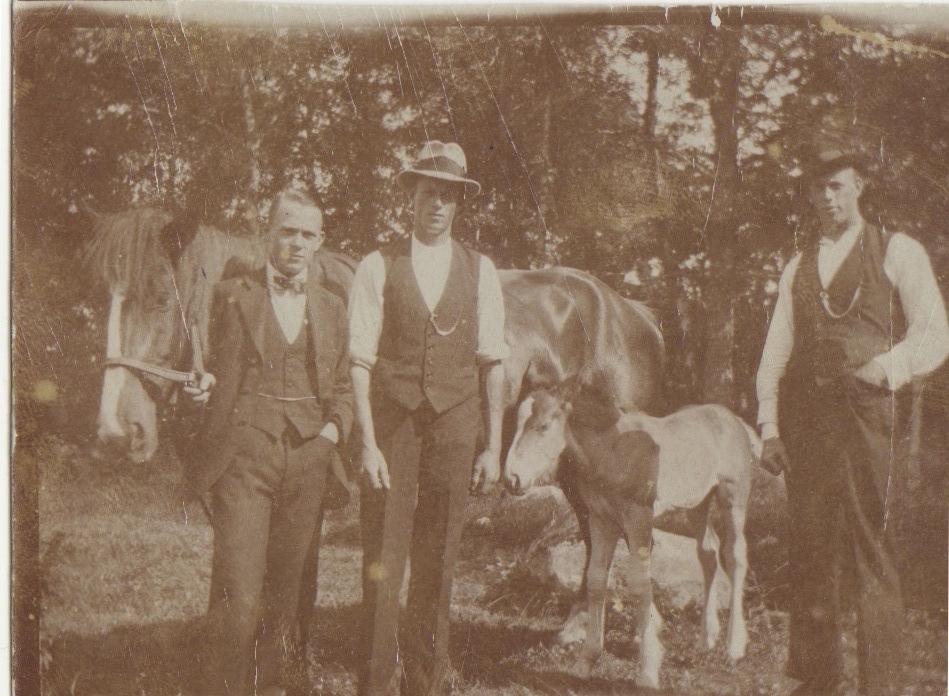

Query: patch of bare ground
<box><xmin>36</xmin><ymin>437</ymin><xmax>947</xmax><ymax>695</ymax></box>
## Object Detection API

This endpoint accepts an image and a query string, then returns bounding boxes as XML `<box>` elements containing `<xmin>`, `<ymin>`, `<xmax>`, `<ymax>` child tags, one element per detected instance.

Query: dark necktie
<box><xmin>270</xmin><ymin>275</ymin><xmax>305</xmax><ymax>295</ymax></box>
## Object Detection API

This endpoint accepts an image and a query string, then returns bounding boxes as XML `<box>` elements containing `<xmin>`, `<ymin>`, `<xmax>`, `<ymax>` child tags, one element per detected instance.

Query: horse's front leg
<box><xmin>570</xmin><ymin>511</ymin><xmax>618</xmax><ymax>679</ymax></box>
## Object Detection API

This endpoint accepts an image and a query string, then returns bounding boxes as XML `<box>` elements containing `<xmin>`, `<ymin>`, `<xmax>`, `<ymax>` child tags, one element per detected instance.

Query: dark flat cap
<box><xmin>802</xmin><ymin>142</ymin><xmax>868</xmax><ymax>179</ymax></box>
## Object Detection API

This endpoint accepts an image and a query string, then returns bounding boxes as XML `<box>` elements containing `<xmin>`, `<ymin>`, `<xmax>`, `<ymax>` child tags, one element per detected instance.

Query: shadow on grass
<box><xmin>44</xmin><ymin>618</ymin><xmax>204</xmax><ymax>696</ymax></box>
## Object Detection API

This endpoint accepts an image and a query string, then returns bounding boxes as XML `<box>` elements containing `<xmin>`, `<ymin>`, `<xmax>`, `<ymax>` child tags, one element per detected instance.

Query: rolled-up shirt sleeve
<box><xmin>348</xmin><ymin>251</ymin><xmax>386</xmax><ymax>370</ymax></box>
<box><xmin>477</xmin><ymin>255</ymin><xmax>510</xmax><ymax>364</ymax></box>
<box><xmin>873</xmin><ymin>233</ymin><xmax>949</xmax><ymax>390</ymax></box>
<box><xmin>756</xmin><ymin>255</ymin><xmax>800</xmax><ymax>434</ymax></box>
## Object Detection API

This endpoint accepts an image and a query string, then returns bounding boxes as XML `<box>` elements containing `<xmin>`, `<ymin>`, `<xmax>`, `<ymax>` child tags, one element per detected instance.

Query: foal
<box><xmin>505</xmin><ymin>385</ymin><xmax>757</xmax><ymax>688</ymax></box>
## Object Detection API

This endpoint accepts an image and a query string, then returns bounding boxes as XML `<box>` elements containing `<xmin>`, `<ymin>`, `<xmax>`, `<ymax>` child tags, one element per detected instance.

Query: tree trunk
<box><xmin>643</xmin><ymin>38</ymin><xmax>660</xmax><ymax>194</ymax></box>
<box><xmin>699</xmin><ymin>26</ymin><xmax>743</xmax><ymax>407</ymax></box>
<box><xmin>239</xmin><ymin>65</ymin><xmax>263</xmax><ymax>229</ymax></box>
<box><xmin>538</xmin><ymin>80</ymin><xmax>558</xmax><ymax>266</ymax></box>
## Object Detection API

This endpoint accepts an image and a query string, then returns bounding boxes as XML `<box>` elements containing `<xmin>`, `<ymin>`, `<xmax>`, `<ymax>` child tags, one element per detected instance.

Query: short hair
<box><xmin>269</xmin><ymin>188</ymin><xmax>319</xmax><ymax>220</ymax></box>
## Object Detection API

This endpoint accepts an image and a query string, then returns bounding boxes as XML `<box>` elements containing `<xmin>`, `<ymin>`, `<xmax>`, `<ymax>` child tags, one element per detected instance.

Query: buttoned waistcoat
<box><xmin>186</xmin><ymin>268</ymin><xmax>354</xmax><ymax>496</ymax></box>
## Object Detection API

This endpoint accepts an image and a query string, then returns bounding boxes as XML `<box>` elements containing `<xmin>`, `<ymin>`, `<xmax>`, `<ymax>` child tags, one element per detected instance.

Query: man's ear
<box><xmin>853</xmin><ymin>172</ymin><xmax>865</xmax><ymax>198</ymax></box>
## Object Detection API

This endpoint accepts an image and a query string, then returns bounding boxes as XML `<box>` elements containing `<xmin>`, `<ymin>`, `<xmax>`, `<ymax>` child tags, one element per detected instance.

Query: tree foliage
<box><xmin>13</xmin><ymin>6</ymin><xmax>949</xmax><ymax>418</ymax></box>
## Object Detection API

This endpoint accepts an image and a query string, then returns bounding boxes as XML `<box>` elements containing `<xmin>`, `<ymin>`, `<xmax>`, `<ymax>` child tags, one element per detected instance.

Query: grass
<box><xmin>35</xmin><ymin>435</ymin><xmax>948</xmax><ymax>695</ymax></box>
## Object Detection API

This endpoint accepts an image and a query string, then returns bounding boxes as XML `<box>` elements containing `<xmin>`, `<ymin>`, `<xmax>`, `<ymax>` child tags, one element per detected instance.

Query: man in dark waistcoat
<box><xmin>756</xmin><ymin>142</ymin><xmax>949</xmax><ymax>695</ymax></box>
<box><xmin>184</xmin><ymin>189</ymin><xmax>354</xmax><ymax>696</ymax></box>
<box><xmin>348</xmin><ymin>141</ymin><xmax>509</xmax><ymax>696</ymax></box>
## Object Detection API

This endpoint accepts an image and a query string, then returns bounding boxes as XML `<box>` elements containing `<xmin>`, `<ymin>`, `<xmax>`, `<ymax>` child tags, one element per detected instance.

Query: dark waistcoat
<box><xmin>786</xmin><ymin>224</ymin><xmax>903</xmax><ymax>386</ymax></box>
<box><xmin>374</xmin><ymin>237</ymin><xmax>481</xmax><ymax>413</ymax></box>
<box><xmin>232</xmin><ymin>300</ymin><xmax>324</xmax><ymax>439</ymax></box>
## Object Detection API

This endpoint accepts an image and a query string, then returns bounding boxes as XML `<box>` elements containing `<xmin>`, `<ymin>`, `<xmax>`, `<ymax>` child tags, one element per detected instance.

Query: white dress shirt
<box><xmin>756</xmin><ymin>227</ymin><xmax>949</xmax><ymax>439</ymax></box>
<box><xmin>266</xmin><ymin>263</ymin><xmax>307</xmax><ymax>343</ymax></box>
<box><xmin>349</xmin><ymin>235</ymin><xmax>510</xmax><ymax>370</ymax></box>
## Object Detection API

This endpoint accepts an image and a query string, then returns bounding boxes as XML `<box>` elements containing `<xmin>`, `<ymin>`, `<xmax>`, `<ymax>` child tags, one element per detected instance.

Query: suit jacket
<box><xmin>186</xmin><ymin>268</ymin><xmax>354</xmax><ymax>496</ymax></box>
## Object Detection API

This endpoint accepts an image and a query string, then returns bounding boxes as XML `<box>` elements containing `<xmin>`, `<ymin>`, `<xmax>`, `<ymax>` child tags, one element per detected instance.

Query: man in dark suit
<box><xmin>185</xmin><ymin>189</ymin><xmax>353</xmax><ymax>696</ymax></box>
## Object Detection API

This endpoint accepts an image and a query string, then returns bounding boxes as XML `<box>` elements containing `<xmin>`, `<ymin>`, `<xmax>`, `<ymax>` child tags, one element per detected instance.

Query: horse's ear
<box><xmin>550</xmin><ymin>375</ymin><xmax>576</xmax><ymax>400</ymax></box>
<box><xmin>159</xmin><ymin>212</ymin><xmax>201</xmax><ymax>266</ymax></box>
<box><xmin>569</xmin><ymin>376</ymin><xmax>622</xmax><ymax>430</ymax></box>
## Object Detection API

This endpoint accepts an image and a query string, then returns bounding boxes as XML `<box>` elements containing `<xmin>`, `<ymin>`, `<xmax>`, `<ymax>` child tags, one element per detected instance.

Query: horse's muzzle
<box><xmin>94</xmin><ymin>420</ymin><xmax>156</xmax><ymax>463</ymax></box>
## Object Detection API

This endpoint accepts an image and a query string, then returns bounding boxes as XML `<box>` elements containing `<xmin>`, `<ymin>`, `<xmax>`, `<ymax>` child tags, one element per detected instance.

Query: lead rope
<box><xmin>188</xmin><ymin>322</ymin><xmax>205</xmax><ymax>385</ymax></box>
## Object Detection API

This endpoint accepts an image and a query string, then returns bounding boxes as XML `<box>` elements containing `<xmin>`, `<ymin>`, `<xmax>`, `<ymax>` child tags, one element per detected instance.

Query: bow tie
<box><xmin>270</xmin><ymin>275</ymin><xmax>305</xmax><ymax>295</ymax></box>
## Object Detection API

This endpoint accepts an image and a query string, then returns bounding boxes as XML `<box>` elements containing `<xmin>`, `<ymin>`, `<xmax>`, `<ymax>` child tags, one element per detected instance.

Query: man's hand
<box><xmin>470</xmin><ymin>449</ymin><xmax>500</xmax><ymax>495</ymax></box>
<box><xmin>319</xmin><ymin>421</ymin><xmax>340</xmax><ymax>445</ymax></box>
<box><xmin>183</xmin><ymin>372</ymin><xmax>216</xmax><ymax>404</ymax></box>
<box><xmin>853</xmin><ymin>360</ymin><xmax>888</xmax><ymax>388</ymax></box>
<box><xmin>760</xmin><ymin>437</ymin><xmax>790</xmax><ymax>476</ymax></box>
<box><xmin>361</xmin><ymin>441</ymin><xmax>390</xmax><ymax>490</ymax></box>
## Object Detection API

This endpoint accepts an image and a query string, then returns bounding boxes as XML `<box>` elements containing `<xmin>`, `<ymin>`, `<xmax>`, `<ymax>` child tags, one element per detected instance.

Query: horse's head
<box><xmin>504</xmin><ymin>387</ymin><xmax>572</xmax><ymax>494</ymax></box>
<box><xmin>86</xmin><ymin>206</ymin><xmax>355</xmax><ymax>463</ymax></box>
<box><xmin>85</xmin><ymin>209</ymin><xmax>205</xmax><ymax>462</ymax></box>
<box><xmin>504</xmin><ymin>372</ymin><xmax>628</xmax><ymax>494</ymax></box>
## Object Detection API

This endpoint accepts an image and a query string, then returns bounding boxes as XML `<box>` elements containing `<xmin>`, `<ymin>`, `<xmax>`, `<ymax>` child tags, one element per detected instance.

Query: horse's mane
<box><xmin>622</xmin><ymin>296</ymin><xmax>665</xmax><ymax>354</ymax></box>
<box><xmin>84</xmin><ymin>206</ymin><xmax>266</xmax><ymax>363</ymax></box>
<box><xmin>85</xmin><ymin>207</ymin><xmax>176</xmax><ymax>299</ymax></box>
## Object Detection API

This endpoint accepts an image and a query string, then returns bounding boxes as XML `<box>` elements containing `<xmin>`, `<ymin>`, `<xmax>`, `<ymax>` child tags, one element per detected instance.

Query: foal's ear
<box><xmin>569</xmin><ymin>378</ymin><xmax>622</xmax><ymax>430</ymax></box>
<box><xmin>159</xmin><ymin>212</ymin><xmax>201</xmax><ymax>266</ymax></box>
<box><xmin>552</xmin><ymin>375</ymin><xmax>582</xmax><ymax>403</ymax></box>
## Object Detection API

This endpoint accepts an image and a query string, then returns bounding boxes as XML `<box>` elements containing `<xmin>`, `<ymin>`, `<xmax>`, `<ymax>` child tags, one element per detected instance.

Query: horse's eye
<box><xmin>538</xmin><ymin>424</ymin><xmax>550</xmax><ymax>434</ymax></box>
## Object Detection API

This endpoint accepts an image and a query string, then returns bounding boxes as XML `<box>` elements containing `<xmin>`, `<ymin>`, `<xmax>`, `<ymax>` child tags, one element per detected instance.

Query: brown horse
<box><xmin>86</xmin><ymin>207</ymin><xmax>354</xmax><ymax>463</ymax></box>
<box><xmin>505</xmin><ymin>383</ymin><xmax>759</xmax><ymax>688</ymax></box>
<box><xmin>87</xmin><ymin>208</ymin><xmax>663</xmax><ymax>466</ymax></box>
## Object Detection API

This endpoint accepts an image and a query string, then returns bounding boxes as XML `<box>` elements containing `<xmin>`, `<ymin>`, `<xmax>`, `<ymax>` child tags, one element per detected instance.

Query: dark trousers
<box><xmin>782</xmin><ymin>377</ymin><xmax>903</xmax><ymax>696</ymax></box>
<box><xmin>359</xmin><ymin>396</ymin><xmax>480</xmax><ymax>696</ymax></box>
<box><xmin>202</xmin><ymin>424</ymin><xmax>332</xmax><ymax>696</ymax></box>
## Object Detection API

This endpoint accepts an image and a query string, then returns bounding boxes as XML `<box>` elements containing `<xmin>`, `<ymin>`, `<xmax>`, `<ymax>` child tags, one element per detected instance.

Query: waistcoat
<box><xmin>375</xmin><ymin>237</ymin><xmax>481</xmax><ymax>413</ymax></box>
<box><xmin>786</xmin><ymin>224</ymin><xmax>904</xmax><ymax>386</ymax></box>
<box><xmin>232</xmin><ymin>300</ymin><xmax>324</xmax><ymax>439</ymax></box>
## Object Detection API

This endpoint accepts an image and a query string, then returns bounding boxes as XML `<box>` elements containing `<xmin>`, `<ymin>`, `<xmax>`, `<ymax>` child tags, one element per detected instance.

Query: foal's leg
<box><xmin>570</xmin><ymin>512</ymin><xmax>618</xmax><ymax>679</ymax></box>
<box><xmin>558</xmin><ymin>455</ymin><xmax>590</xmax><ymax>646</ymax></box>
<box><xmin>624</xmin><ymin>504</ymin><xmax>662</xmax><ymax>691</ymax></box>
<box><xmin>719</xmin><ymin>489</ymin><xmax>749</xmax><ymax>661</ymax></box>
<box><xmin>695</xmin><ymin>504</ymin><xmax>722</xmax><ymax>651</ymax></box>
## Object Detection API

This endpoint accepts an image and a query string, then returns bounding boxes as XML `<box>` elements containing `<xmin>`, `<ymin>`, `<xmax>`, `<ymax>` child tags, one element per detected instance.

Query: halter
<box><xmin>103</xmin><ymin>353</ymin><xmax>200</xmax><ymax>386</ymax></box>
<box><xmin>103</xmin><ymin>287</ymin><xmax>206</xmax><ymax>389</ymax></box>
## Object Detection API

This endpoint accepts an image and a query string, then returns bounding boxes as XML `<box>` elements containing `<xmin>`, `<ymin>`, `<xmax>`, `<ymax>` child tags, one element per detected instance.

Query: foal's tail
<box><xmin>741</xmin><ymin>420</ymin><xmax>763</xmax><ymax>462</ymax></box>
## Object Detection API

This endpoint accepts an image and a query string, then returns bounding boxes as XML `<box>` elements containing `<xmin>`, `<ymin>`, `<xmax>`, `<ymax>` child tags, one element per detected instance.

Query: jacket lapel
<box><xmin>305</xmin><ymin>283</ymin><xmax>332</xmax><ymax>370</ymax></box>
<box><xmin>236</xmin><ymin>269</ymin><xmax>270</xmax><ymax>362</ymax></box>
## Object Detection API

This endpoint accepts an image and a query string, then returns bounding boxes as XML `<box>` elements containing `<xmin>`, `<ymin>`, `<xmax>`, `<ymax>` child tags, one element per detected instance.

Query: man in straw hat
<box><xmin>756</xmin><ymin>140</ymin><xmax>949</xmax><ymax>695</ymax></box>
<box><xmin>348</xmin><ymin>141</ymin><xmax>508</xmax><ymax>696</ymax></box>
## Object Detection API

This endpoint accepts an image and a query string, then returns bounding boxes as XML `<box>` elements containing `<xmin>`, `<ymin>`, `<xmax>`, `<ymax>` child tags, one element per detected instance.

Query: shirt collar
<box><xmin>819</xmin><ymin>222</ymin><xmax>863</xmax><ymax>249</ymax></box>
<box><xmin>266</xmin><ymin>262</ymin><xmax>308</xmax><ymax>288</ymax></box>
<box><xmin>411</xmin><ymin>234</ymin><xmax>453</xmax><ymax>261</ymax></box>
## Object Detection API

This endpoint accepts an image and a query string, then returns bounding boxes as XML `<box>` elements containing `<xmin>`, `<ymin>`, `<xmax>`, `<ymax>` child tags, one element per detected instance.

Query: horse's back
<box><xmin>623</xmin><ymin>404</ymin><xmax>755</xmax><ymax>513</ymax></box>
<box><xmin>499</xmin><ymin>266</ymin><xmax>663</xmax><ymax>411</ymax></box>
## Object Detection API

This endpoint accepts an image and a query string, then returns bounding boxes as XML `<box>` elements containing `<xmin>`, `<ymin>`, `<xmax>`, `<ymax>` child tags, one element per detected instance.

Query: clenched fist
<box><xmin>760</xmin><ymin>437</ymin><xmax>790</xmax><ymax>476</ymax></box>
